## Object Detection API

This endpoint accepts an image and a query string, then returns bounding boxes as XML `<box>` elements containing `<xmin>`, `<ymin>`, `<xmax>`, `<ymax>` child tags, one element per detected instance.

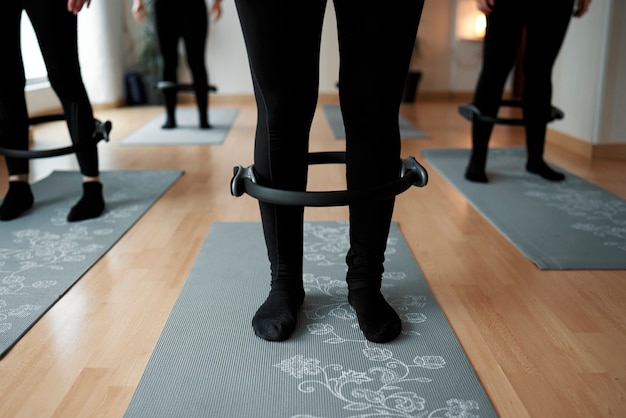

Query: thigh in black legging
<box><xmin>473</xmin><ymin>4</ymin><xmax>525</xmax><ymax>117</ymax></box>
<box><xmin>27</xmin><ymin>0</ymin><xmax>98</xmax><ymax>177</ymax></box>
<box><xmin>154</xmin><ymin>0</ymin><xmax>181</xmax><ymax>82</ymax></box>
<box><xmin>235</xmin><ymin>0</ymin><xmax>326</xmax><ymax>188</ymax></box>
<box><xmin>522</xmin><ymin>0</ymin><xmax>574</xmax><ymax>122</ymax></box>
<box><xmin>0</xmin><ymin>2</ymin><xmax>30</xmax><ymax>175</ymax></box>
<box><xmin>181</xmin><ymin>0</ymin><xmax>209</xmax><ymax>89</ymax></box>
<box><xmin>334</xmin><ymin>0</ymin><xmax>424</xmax><ymax>189</ymax></box>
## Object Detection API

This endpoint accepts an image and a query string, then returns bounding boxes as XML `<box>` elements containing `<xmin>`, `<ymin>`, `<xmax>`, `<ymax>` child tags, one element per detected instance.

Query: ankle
<box><xmin>9</xmin><ymin>174</ymin><xmax>29</xmax><ymax>182</ymax></box>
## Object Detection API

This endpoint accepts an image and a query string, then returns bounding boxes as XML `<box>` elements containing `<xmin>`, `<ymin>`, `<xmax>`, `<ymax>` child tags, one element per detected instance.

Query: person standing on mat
<box><xmin>0</xmin><ymin>0</ymin><xmax>105</xmax><ymax>222</ymax></box>
<box><xmin>234</xmin><ymin>0</ymin><xmax>424</xmax><ymax>343</ymax></box>
<box><xmin>465</xmin><ymin>0</ymin><xmax>592</xmax><ymax>183</ymax></box>
<box><xmin>132</xmin><ymin>0</ymin><xmax>222</xmax><ymax>129</ymax></box>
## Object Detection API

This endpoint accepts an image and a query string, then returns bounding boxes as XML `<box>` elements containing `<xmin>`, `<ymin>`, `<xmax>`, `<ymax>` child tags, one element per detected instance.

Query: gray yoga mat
<box><xmin>0</xmin><ymin>169</ymin><xmax>183</xmax><ymax>357</ymax></box>
<box><xmin>120</xmin><ymin>108</ymin><xmax>238</xmax><ymax>146</ymax></box>
<box><xmin>125</xmin><ymin>221</ymin><xmax>496</xmax><ymax>418</ymax></box>
<box><xmin>323</xmin><ymin>104</ymin><xmax>430</xmax><ymax>139</ymax></box>
<box><xmin>422</xmin><ymin>147</ymin><xmax>626</xmax><ymax>270</ymax></box>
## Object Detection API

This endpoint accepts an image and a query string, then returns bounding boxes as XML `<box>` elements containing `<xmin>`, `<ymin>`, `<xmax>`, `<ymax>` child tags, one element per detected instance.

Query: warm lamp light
<box><xmin>455</xmin><ymin>0</ymin><xmax>487</xmax><ymax>41</ymax></box>
<box><xmin>474</xmin><ymin>14</ymin><xmax>486</xmax><ymax>39</ymax></box>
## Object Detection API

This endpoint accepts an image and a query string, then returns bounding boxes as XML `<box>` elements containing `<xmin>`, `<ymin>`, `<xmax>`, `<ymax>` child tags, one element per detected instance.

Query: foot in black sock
<box><xmin>526</xmin><ymin>161</ymin><xmax>565</xmax><ymax>181</ymax></box>
<box><xmin>349</xmin><ymin>288</ymin><xmax>401</xmax><ymax>343</ymax></box>
<box><xmin>0</xmin><ymin>181</ymin><xmax>34</xmax><ymax>221</ymax></box>
<box><xmin>465</xmin><ymin>161</ymin><xmax>488</xmax><ymax>183</ymax></box>
<box><xmin>199</xmin><ymin>121</ymin><xmax>212</xmax><ymax>129</ymax></box>
<box><xmin>67</xmin><ymin>182</ymin><xmax>105</xmax><ymax>222</ymax></box>
<box><xmin>252</xmin><ymin>288</ymin><xmax>305</xmax><ymax>341</ymax></box>
<box><xmin>161</xmin><ymin>120</ymin><xmax>177</xmax><ymax>129</ymax></box>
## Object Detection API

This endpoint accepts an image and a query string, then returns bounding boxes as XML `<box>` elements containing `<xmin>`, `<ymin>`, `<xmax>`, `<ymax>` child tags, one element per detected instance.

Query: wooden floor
<box><xmin>1</xmin><ymin>96</ymin><xmax>625</xmax><ymax>417</ymax></box>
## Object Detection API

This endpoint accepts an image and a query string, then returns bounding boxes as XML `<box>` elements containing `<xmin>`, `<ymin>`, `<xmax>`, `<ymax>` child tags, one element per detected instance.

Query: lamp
<box><xmin>455</xmin><ymin>0</ymin><xmax>487</xmax><ymax>41</ymax></box>
<box><xmin>473</xmin><ymin>14</ymin><xmax>486</xmax><ymax>39</ymax></box>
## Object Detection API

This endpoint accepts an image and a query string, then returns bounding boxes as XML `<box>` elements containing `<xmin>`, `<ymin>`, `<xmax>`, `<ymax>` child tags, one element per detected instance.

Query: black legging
<box><xmin>234</xmin><ymin>0</ymin><xmax>424</xmax><ymax>291</ymax></box>
<box><xmin>154</xmin><ymin>0</ymin><xmax>209</xmax><ymax>122</ymax></box>
<box><xmin>471</xmin><ymin>0</ymin><xmax>575</xmax><ymax>164</ymax></box>
<box><xmin>0</xmin><ymin>0</ymin><xmax>99</xmax><ymax>177</ymax></box>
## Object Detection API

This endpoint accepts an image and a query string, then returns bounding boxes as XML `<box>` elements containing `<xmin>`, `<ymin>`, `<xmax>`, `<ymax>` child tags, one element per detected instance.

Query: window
<box><xmin>21</xmin><ymin>13</ymin><xmax>48</xmax><ymax>86</ymax></box>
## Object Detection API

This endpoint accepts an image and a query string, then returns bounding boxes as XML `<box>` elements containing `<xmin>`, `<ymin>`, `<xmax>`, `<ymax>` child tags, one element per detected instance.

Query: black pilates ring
<box><xmin>230</xmin><ymin>151</ymin><xmax>428</xmax><ymax>207</ymax></box>
<box><xmin>458</xmin><ymin>100</ymin><xmax>565</xmax><ymax>126</ymax></box>
<box><xmin>156</xmin><ymin>81</ymin><xmax>218</xmax><ymax>93</ymax></box>
<box><xmin>0</xmin><ymin>113</ymin><xmax>112</xmax><ymax>159</ymax></box>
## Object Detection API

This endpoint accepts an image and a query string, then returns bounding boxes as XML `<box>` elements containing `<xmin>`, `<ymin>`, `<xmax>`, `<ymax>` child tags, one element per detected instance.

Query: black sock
<box><xmin>349</xmin><ymin>288</ymin><xmax>401</xmax><ymax>343</ymax></box>
<box><xmin>464</xmin><ymin>160</ymin><xmax>489</xmax><ymax>183</ymax></box>
<box><xmin>465</xmin><ymin>149</ymin><xmax>489</xmax><ymax>183</ymax></box>
<box><xmin>0</xmin><ymin>181</ymin><xmax>34</xmax><ymax>221</ymax></box>
<box><xmin>252</xmin><ymin>288</ymin><xmax>305</xmax><ymax>341</ymax></box>
<box><xmin>67</xmin><ymin>182</ymin><xmax>105</xmax><ymax>222</ymax></box>
<box><xmin>161</xmin><ymin>119</ymin><xmax>177</xmax><ymax>129</ymax></box>
<box><xmin>199</xmin><ymin>114</ymin><xmax>212</xmax><ymax>129</ymax></box>
<box><xmin>162</xmin><ymin>91</ymin><xmax>177</xmax><ymax>129</ymax></box>
<box><xmin>526</xmin><ymin>161</ymin><xmax>565</xmax><ymax>181</ymax></box>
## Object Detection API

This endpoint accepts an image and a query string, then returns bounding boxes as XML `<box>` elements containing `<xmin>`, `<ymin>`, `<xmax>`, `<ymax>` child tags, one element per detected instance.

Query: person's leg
<box><xmin>234</xmin><ymin>0</ymin><xmax>326</xmax><ymax>341</ymax></box>
<box><xmin>0</xmin><ymin>4</ymin><xmax>34</xmax><ymax>221</ymax></box>
<box><xmin>181</xmin><ymin>0</ymin><xmax>210</xmax><ymax>128</ymax></box>
<box><xmin>522</xmin><ymin>0</ymin><xmax>574</xmax><ymax>181</ymax></box>
<box><xmin>335</xmin><ymin>0</ymin><xmax>423</xmax><ymax>342</ymax></box>
<box><xmin>28</xmin><ymin>0</ymin><xmax>104</xmax><ymax>221</ymax></box>
<box><xmin>154</xmin><ymin>0</ymin><xmax>180</xmax><ymax>129</ymax></box>
<box><xmin>466</xmin><ymin>3</ymin><xmax>525</xmax><ymax>182</ymax></box>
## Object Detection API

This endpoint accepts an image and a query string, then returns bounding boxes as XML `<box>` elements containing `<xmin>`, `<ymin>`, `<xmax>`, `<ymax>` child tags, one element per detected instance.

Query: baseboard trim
<box><xmin>178</xmin><ymin>93</ymin><xmax>257</xmax><ymax>106</ymax></box>
<box><xmin>547</xmin><ymin>129</ymin><xmax>626</xmax><ymax>160</ymax></box>
<box><xmin>92</xmin><ymin>99</ymin><xmax>126</xmax><ymax>110</ymax></box>
<box><xmin>416</xmin><ymin>91</ymin><xmax>475</xmax><ymax>102</ymax></box>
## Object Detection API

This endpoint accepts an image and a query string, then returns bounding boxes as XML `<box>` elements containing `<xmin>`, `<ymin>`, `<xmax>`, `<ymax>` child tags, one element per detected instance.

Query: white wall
<box><xmin>79</xmin><ymin>0</ymin><xmax>125</xmax><ymax>104</ymax></box>
<box><xmin>449</xmin><ymin>0</ymin><xmax>487</xmax><ymax>93</ymax></box>
<box><xmin>551</xmin><ymin>0</ymin><xmax>612</xmax><ymax>145</ymax></box>
<box><xmin>199</xmin><ymin>1</ymin><xmax>253</xmax><ymax>94</ymax></box>
<box><xmin>417</xmin><ymin>0</ymin><xmax>458</xmax><ymax>92</ymax></box>
<box><xmin>599</xmin><ymin>0</ymin><xmax>626</xmax><ymax>145</ymax></box>
<box><xmin>25</xmin><ymin>2</ymin><xmax>125</xmax><ymax>112</ymax></box>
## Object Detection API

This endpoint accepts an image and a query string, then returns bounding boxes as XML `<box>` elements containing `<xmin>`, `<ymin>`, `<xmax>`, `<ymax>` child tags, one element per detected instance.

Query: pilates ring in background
<box><xmin>156</xmin><ymin>81</ymin><xmax>218</xmax><ymax>94</ymax></box>
<box><xmin>0</xmin><ymin>113</ymin><xmax>112</xmax><ymax>159</ymax></box>
<box><xmin>458</xmin><ymin>100</ymin><xmax>565</xmax><ymax>126</ymax></box>
<box><xmin>230</xmin><ymin>151</ymin><xmax>429</xmax><ymax>207</ymax></box>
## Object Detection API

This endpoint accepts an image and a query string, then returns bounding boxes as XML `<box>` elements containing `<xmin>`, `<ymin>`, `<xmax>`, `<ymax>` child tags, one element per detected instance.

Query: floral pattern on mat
<box><xmin>273</xmin><ymin>222</ymin><xmax>483</xmax><ymax>418</ymax></box>
<box><xmin>0</xmin><ymin>205</ymin><xmax>141</xmax><ymax>335</ymax></box>
<box><xmin>523</xmin><ymin>181</ymin><xmax>626</xmax><ymax>252</ymax></box>
<box><xmin>493</xmin><ymin>147</ymin><xmax>626</xmax><ymax>253</ymax></box>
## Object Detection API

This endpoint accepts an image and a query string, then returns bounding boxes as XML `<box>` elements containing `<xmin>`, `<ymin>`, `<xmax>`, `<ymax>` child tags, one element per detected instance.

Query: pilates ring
<box><xmin>156</xmin><ymin>81</ymin><xmax>218</xmax><ymax>94</ymax></box>
<box><xmin>458</xmin><ymin>100</ymin><xmax>565</xmax><ymax>126</ymax></box>
<box><xmin>230</xmin><ymin>151</ymin><xmax>428</xmax><ymax>207</ymax></box>
<box><xmin>0</xmin><ymin>113</ymin><xmax>112</xmax><ymax>159</ymax></box>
